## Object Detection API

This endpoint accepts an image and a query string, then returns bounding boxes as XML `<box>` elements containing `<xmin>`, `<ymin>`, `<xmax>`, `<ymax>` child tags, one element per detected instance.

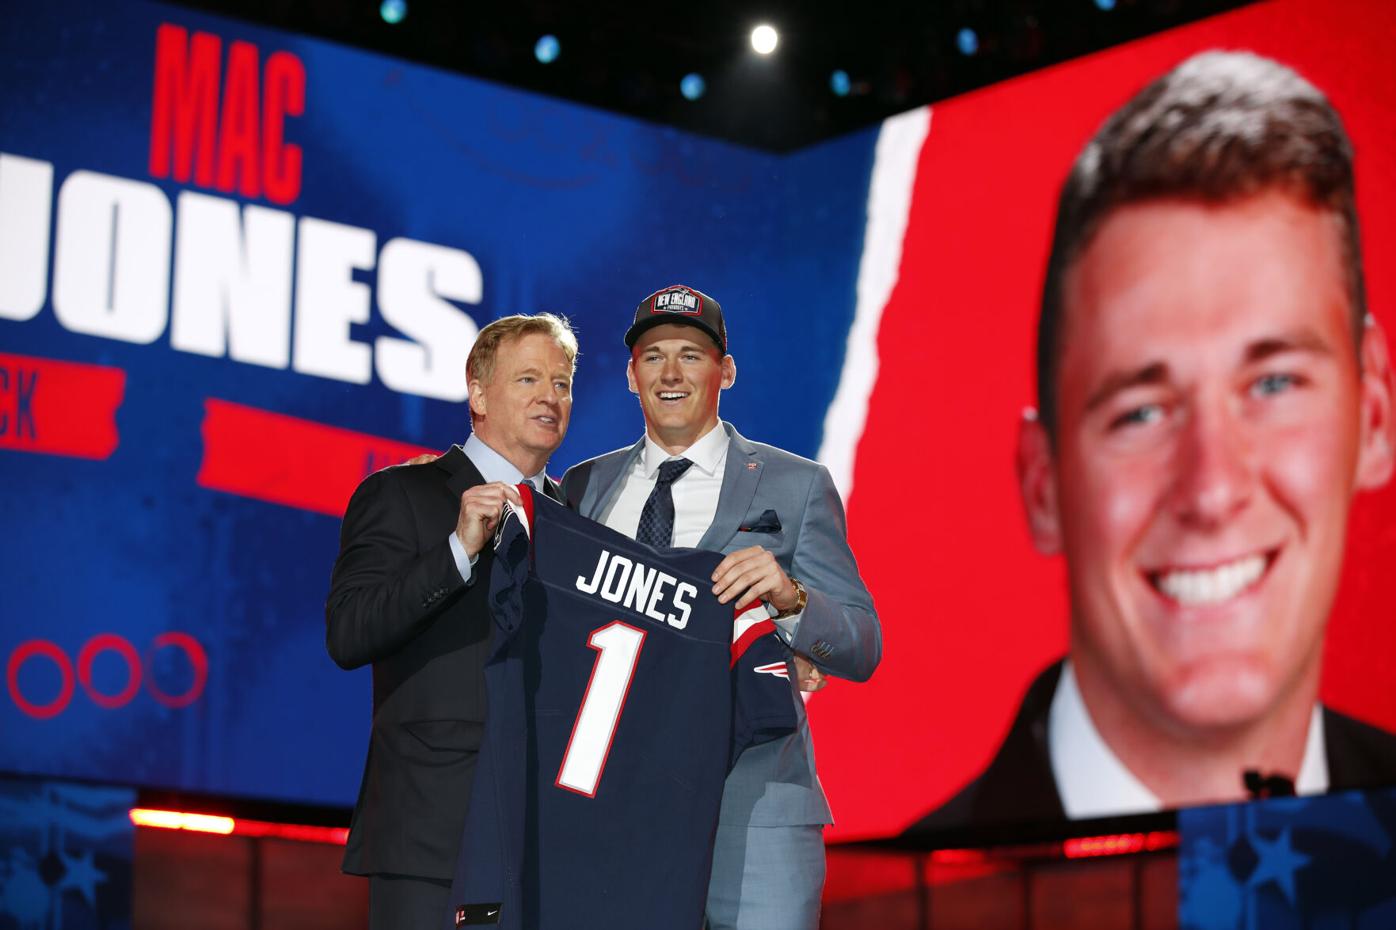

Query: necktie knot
<box><xmin>655</xmin><ymin>458</ymin><xmax>693</xmax><ymax>487</ymax></box>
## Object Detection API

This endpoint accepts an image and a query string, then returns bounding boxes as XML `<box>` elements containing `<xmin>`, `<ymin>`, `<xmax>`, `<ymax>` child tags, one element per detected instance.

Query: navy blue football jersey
<box><xmin>446</xmin><ymin>485</ymin><xmax>797</xmax><ymax>929</ymax></box>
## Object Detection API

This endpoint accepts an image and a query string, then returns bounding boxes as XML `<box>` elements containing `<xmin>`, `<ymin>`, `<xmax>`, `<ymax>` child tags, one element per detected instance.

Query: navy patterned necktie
<box><xmin>635</xmin><ymin>458</ymin><xmax>694</xmax><ymax>549</ymax></box>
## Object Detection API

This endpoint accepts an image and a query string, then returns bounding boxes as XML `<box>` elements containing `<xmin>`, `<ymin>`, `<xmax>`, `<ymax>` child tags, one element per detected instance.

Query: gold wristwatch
<box><xmin>776</xmin><ymin>577</ymin><xmax>808</xmax><ymax>618</ymax></box>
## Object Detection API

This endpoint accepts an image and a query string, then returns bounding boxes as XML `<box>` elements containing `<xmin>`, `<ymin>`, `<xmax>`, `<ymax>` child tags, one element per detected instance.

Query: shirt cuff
<box><xmin>768</xmin><ymin>607</ymin><xmax>802</xmax><ymax>646</ymax></box>
<box><xmin>448</xmin><ymin>532</ymin><xmax>479</xmax><ymax>585</ymax></box>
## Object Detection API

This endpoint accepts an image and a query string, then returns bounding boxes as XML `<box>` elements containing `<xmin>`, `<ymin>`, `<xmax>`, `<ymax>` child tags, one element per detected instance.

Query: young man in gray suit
<box><xmin>561</xmin><ymin>285</ymin><xmax>881</xmax><ymax>930</ymax></box>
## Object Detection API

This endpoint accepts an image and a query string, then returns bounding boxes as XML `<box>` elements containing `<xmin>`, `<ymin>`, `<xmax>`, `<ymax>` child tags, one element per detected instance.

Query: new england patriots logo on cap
<box><xmin>651</xmin><ymin>285</ymin><xmax>703</xmax><ymax>316</ymax></box>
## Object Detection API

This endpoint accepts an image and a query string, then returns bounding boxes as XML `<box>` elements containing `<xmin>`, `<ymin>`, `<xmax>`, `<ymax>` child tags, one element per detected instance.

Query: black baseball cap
<box><xmin>623</xmin><ymin>284</ymin><xmax>728</xmax><ymax>354</ymax></box>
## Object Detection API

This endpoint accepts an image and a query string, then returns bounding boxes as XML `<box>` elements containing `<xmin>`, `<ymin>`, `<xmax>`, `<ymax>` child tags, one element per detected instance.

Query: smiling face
<box><xmin>1025</xmin><ymin>191</ymin><xmax>1393</xmax><ymax>736</ymax></box>
<box><xmin>468</xmin><ymin>332</ymin><xmax>573</xmax><ymax>475</ymax></box>
<box><xmin>627</xmin><ymin>323</ymin><xmax>736</xmax><ymax>454</ymax></box>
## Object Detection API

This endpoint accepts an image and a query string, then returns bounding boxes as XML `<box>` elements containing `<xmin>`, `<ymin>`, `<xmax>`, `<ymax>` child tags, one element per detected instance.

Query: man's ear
<box><xmin>626</xmin><ymin>359</ymin><xmax>639</xmax><ymax>394</ymax></box>
<box><xmin>720</xmin><ymin>355</ymin><xmax>736</xmax><ymax>390</ymax></box>
<box><xmin>468</xmin><ymin>378</ymin><xmax>487</xmax><ymax>419</ymax></box>
<box><xmin>1357</xmin><ymin>317</ymin><xmax>1396</xmax><ymax>489</ymax></box>
<box><xmin>1017</xmin><ymin>408</ymin><xmax>1063</xmax><ymax>555</ymax></box>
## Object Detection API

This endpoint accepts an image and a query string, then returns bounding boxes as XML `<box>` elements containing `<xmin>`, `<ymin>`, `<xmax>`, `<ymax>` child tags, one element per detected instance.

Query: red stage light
<box><xmin>129</xmin><ymin>808</ymin><xmax>349</xmax><ymax>845</ymax></box>
<box><xmin>1062</xmin><ymin>830</ymin><xmax>1178</xmax><ymax>859</ymax></box>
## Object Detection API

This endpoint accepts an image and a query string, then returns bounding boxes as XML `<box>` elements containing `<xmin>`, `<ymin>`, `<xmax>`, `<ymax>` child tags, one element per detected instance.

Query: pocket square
<box><xmin>739</xmin><ymin>509</ymin><xmax>782</xmax><ymax>533</ymax></box>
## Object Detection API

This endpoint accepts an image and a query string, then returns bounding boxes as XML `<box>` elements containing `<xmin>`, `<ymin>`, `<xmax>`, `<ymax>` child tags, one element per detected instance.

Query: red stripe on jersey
<box><xmin>734</xmin><ymin>599</ymin><xmax>764</xmax><ymax>617</ymax></box>
<box><xmin>730</xmin><ymin>617</ymin><xmax>778</xmax><ymax>668</ymax></box>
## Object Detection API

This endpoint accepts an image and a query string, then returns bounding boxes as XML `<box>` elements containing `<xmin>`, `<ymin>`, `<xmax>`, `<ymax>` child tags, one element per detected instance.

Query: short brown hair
<box><xmin>1036</xmin><ymin>50</ymin><xmax>1366</xmax><ymax>440</ymax></box>
<box><xmin>466</xmin><ymin>313</ymin><xmax>579</xmax><ymax>387</ymax></box>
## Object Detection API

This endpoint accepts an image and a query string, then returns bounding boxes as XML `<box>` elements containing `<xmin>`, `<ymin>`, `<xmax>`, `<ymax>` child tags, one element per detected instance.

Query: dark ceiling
<box><xmin>166</xmin><ymin>0</ymin><xmax>1253</xmax><ymax>152</ymax></box>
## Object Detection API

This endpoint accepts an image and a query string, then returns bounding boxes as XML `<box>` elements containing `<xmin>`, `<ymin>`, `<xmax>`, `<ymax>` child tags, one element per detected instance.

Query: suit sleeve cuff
<box><xmin>448</xmin><ymin>532</ymin><xmax>479</xmax><ymax>586</ymax></box>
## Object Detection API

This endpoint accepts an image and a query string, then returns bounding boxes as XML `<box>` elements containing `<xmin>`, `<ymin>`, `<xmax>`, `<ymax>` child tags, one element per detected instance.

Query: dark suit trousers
<box><xmin>369</xmin><ymin>874</ymin><xmax>451</xmax><ymax>930</ymax></box>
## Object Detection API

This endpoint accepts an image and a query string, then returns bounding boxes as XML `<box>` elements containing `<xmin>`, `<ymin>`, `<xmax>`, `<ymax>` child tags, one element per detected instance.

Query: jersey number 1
<box><xmin>555</xmin><ymin>621</ymin><xmax>647</xmax><ymax>797</ymax></box>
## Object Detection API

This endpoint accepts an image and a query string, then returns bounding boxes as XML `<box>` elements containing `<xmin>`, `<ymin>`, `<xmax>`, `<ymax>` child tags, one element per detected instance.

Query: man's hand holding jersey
<box><xmin>712</xmin><ymin>546</ymin><xmax>828</xmax><ymax>693</ymax></box>
<box><xmin>455</xmin><ymin>482</ymin><xmax>523</xmax><ymax>558</ymax></box>
<box><xmin>710</xmin><ymin>545</ymin><xmax>802</xmax><ymax>614</ymax></box>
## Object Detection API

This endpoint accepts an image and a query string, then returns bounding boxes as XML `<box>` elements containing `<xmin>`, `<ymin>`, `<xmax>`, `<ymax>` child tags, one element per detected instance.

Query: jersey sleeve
<box><xmin>728</xmin><ymin>602</ymin><xmax>799</xmax><ymax>771</ymax></box>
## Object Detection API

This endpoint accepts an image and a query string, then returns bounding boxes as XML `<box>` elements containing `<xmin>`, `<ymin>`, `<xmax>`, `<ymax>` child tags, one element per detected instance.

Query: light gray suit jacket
<box><xmin>561</xmin><ymin>421</ymin><xmax>881</xmax><ymax>826</ymax></box>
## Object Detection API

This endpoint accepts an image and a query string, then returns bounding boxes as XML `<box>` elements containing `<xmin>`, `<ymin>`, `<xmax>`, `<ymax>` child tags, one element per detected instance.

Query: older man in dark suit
<box><xmin>326</xmin><ymin>313</ymin><xmax>576</xmax><ymax>927</ymax></box>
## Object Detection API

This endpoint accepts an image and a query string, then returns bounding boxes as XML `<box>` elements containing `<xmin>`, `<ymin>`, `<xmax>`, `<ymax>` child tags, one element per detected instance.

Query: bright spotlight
<box><xmin>535</xmin><ymin>34</ymin><xmax>560</xmax><ymax>64</ymax></box>
<box><xmin>379</xmin><ymin>0</ymin><xmax>406</xmax><ymax>25</ymax></box>
<box><xmin>956</xmin><ymin>27</ymin><xmax>979</xmax><ymax>56</ymax></box>
<box><xmin>1095</xmin><ymin>0</ymin><xmax>1117</xmax><ymax>8</ymax></box>
<box><xmin>680</xmin><ymin>73</ymin><xmax>706</xmax><ymax>101</ymax></box>
<box><xmin>830</xmin><ymin>70</ymin><xmax>851</xmax><ymax>97</ymax></box>
<box><xmin>750</xmin><ymin>24</ymin><xmax>778</xmax><ymax>55</ymax></box>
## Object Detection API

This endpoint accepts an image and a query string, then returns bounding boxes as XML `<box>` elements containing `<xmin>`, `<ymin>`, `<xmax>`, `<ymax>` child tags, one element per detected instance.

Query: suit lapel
<box><xmin>438</xmin><ymin>444</ymin><xmax>485</xmax><ymax>497</ymax></box>
<box><xmin>581</xmin><ymin>439</ymin><xmax>644</xmax><ymax>519</ymax></box>
<box><xmin>697</xmin><ymin>422</ymin><xmax>763</xmax><ymax>553</ymax></box>
<box><xmin>542</xmin><ymin>474</ymin><xmax>563</xmax><ymax>502</ymax></box>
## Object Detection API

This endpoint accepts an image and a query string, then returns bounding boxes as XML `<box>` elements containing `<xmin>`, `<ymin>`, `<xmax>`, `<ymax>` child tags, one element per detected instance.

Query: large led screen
<box><xmin>816</xmin><ymin>0</ymin><xmax>1396</xmax><ymax>839</ymax></box>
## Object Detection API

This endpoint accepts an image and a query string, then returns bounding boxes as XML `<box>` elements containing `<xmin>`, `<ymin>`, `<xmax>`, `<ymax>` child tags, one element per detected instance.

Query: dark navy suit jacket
<box><xmin>907</xmin><ymin>660</ymin><xmax>1396</xmax><ymax>835</ymax></box>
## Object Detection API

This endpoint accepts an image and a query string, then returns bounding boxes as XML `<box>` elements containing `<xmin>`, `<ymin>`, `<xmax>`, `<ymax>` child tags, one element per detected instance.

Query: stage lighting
<box><xmin>379</xmin><ymin>0</ymin><xmax>406</xmax><ymax>25</ymax></box>
<box><xmin>680</xmin><ymin>73</ymin><xmax>706</xmax><ymax>101</ymax></box>
<box><xmin>750</xmin><ymin>24</ymin><xmax>778</xmax><ymax>55</ymax></box>
<box><xmin>535</xmin><ymin>34</ymin><xmax>560</xmax><ymax>64</ymax></box>
<box><xmin>1095</xmin><ymin>0</ymin><xmax>1117</xmax><ymax>8</ymax></box>
<box><xmin>956</xmin><ymin>27</ymin><xmax>979</xmax><ymax>56</ymax></box>
<box><xmin>830</xmin><ymin>70</ymin><xmax>851</xmax><ymax>97</ymax></box>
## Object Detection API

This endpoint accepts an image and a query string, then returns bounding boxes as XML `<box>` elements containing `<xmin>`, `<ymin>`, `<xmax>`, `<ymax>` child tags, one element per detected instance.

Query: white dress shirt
<box><xmin>447</xmin><ymin>433</ymin><xmax>549</xmax><ymax>584</ymax></box>
<box><xmin>1048</xmin><ymin>660</ymin><xmax>1330</xmax><ymax>819</ymax></box>
<box><xmin>598</xmin><ymin>423</ymin><xmax>803</xmax><ymax>642</ymax></box>
<box><xmin>598</xmin><ymin>423</ymin><xmax>729</xmax><ymax>547</ymax></box>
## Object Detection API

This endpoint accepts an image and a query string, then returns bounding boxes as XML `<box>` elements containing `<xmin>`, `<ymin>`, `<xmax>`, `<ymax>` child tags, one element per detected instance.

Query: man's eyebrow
<box><xmin>1081</xmin><ymin>329</ymin><xmax>1338</xmax><ymax>412</ymax></box>
<box><xmin>1084</xmin><ymin>361</ymin><xmax>1169</xmax><ymax>414</ymax></box>
<box><xmin>1243</xmin><ymin>328</ymin><xmax>1333</xmax><ymax>364</ymax></box>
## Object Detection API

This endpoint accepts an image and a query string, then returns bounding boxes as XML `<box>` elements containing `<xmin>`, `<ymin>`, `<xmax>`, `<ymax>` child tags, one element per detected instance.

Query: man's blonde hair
<box><xmin>466</xmin><ymin>313</ymin><xmax>579</xmax><ymax>386</ymax></box>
